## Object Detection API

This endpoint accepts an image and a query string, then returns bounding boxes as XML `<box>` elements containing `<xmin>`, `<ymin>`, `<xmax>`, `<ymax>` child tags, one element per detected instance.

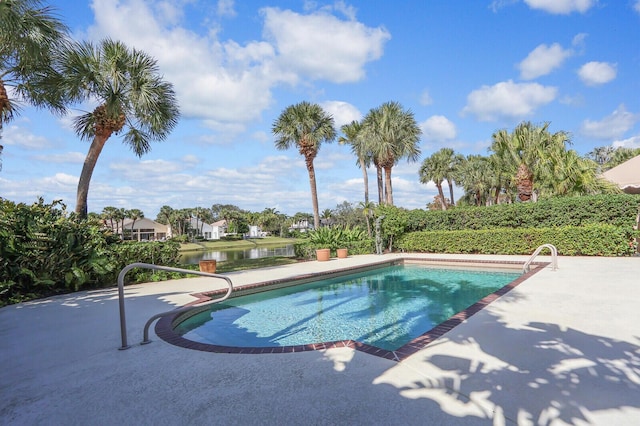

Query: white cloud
<box><xmin>32</xmin><ymin>152</ymin><xmax>86</xmax><ymax>163</ymax></box>
<box><xmin>320</xmin><ymin>101</ymin><xmax>362</xmax><ymax>128</ymax></box>
<box><xmin>581</xmin><ymin>105</ymin><xmax>639</xmax><ymax>140</ymax></box>
<box><xmin>2</xmin><ymin>124</ymin><xmax>52</xmax><ymax>150</ymax></box>
<box><xmin>462</xmin><ymin>80</ymin><xmax>557</xmax><ymax>122</ymax></box>
<box><xmin>518</xmin><ymin>43</ymin><xmax>573</xmax><ymax>80</ymax></box>
<box><xmin>261</xmin><ymin>7</ymin><xmax>390</xmax><ymax>83</ymax></box>
<box><xmin>86</xmin><ymin>0</ymin><xmax>388</xmax><ymax>130</ymax></box>
<box><xmin>217</xmin><ymin>0</ymin><xmax>236</xmax><ymax>18</ymax></box>
<box><xmin>635</xmin><ymin>0</ymin><xmax>640</xmax><ymax>14</ymax></box>
<box><xmin>612</xmin><ymin>135</ymin><xmax>640</xmax><ymax>149</ymax></box>
<box><xmin>524</xmin><ymin>0</ymin><xmax>596</xmax><ymax>14</ymax></box>
<box><xmin>420</xmin><ymin>115</ymin><xmax>457</xmax><ymax>141</ymax></box>
<box><xmin>419</xmin><ymin>89</ymin><xmax>433</xmax><ymax>106</ymax></box>
<box><xmin>578</xmin><ymin>61</ymin><xmax>617</xmax><ymax>86</ymax></box>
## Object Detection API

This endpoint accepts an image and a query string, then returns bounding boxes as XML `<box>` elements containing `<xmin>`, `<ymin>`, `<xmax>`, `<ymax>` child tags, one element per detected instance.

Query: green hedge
<box><xmin>404</xmin><ymin>194</ymin><xmax>640</xmax><ymax>232</ymax></box>
<box><xmin>396</xmin><ymin>224</ymin><xmax>638</xmax><ymax>256</ymax></box>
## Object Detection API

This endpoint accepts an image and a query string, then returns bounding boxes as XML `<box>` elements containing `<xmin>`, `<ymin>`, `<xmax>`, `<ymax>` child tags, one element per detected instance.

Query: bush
<box><xmin>396</xmin><ymin>224</ymin><xmax>638</xmax><ymax>256</ymax></box>
<box><xmin>404</xmin><ymin>194</ymin><xmax>640</xmax><ymax>232</ymax></box>
<box><xmin>0</xmin><ymin>198</ymin><xmax>117</xmax><ymax>305</ymax></box>
<box><xmin>0</xmin><ymin>198</ymin><xmax>184</xmax><ymax>306</ymax></box>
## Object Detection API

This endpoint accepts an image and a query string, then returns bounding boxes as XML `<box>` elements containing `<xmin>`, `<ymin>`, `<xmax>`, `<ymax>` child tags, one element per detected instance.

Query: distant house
<box><xmin>289</xmin><ymin>219</ymin><xmax>312</xmax><ymax>233</ymax></box>
<box><xmin>106</xmin><ymin>218</ymin><xmax>170</xmax><ymax>241</ymax></box>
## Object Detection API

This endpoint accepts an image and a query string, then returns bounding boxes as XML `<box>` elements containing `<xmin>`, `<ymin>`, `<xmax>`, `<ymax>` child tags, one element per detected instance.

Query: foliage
<box><xmin>111</xmin><ymin>240</ymin><xmax>181</xmax><ymax>284</ymax></box>
<box><xmin>374</xmin><ymin>204</ymin><xmax>410</xmax><ymax>252</ymax></box>
<box><xmin>396</xmin><ymin>224</ymin><xmax>638</xmax><ymax>257</ymax></box>
<box><xmin>404</xmin><ymin>195</ymin><xmax>640</xmax><ymax>232</ymax></box>
<box><xmin>0</xmin><ymin>198</ymin><xmax>116</xmax><ymax>305</ymax></box>
<box><xmin>294</xmin><ymin>225</ymin><xmax>374</xmax><ymax>259</ymax></box>
<box><xmin>0</xmin><ymin>198</ymin><xmax>184</xmax><ymax>305</ymax></box>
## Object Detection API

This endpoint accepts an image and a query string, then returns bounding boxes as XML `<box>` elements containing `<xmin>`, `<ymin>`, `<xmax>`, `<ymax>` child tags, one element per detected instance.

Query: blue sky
<box><xmin>2</xmin><ymin>0</ymin><xmax>639</xmax><ymax>219</ymax></box>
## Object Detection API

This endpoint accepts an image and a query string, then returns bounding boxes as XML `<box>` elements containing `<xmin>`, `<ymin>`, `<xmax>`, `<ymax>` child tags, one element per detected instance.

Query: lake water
<box><xmin>179</xmin><ymin>244</ymin><xmax>295</xmax><ymax>264</ymax></box>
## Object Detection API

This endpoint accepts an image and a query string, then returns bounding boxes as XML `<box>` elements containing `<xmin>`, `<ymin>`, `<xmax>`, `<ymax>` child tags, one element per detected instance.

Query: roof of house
<box><xmin>602</xmin><ymin>155</ymin><xmax>640</xmax><ymax>194</ymax></box>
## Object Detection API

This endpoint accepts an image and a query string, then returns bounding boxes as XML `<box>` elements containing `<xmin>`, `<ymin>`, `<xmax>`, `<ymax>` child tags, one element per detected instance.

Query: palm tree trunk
<box><xmin>384</xmin><ymin>166</ymin><xmax>393</xmax><ymax>205</ymax></box>
<box><xmin>436</xmin><ymin>183</ymin><xmax>447</xmax><ymax>210</ymax></box>
<box><xmin>516</xmin><ymin>163</ymin><xmax>534</xmax><ymax>202</ymax></box>
<box><xmin>75</xmin><ymin>135</ymin><xmax>109</xmax><ymax>218</ymax></box>
<box><xmin>376</xmin><ymin>164</ymin><xmax>384</xmax><ymax>204</ymax></box>
<box><xmin>306</xmin><ymin>158</ymin><xmax>321</xmax><ymax>230</ymax></box>
<box><xmin>360</xmin><ymin>157</ymin><xmax>369</xmax><ymax>204</ymax></box>
<box><xmin>447</xmin><ymin>178</ymin><xmax>455</xmax><ymax>206</ymax></box>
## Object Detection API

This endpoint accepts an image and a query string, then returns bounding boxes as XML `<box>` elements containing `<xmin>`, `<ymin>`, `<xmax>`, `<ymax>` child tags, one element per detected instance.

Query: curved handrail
<box><xmin>523</xmin><ymin>244</ymin><xmax>558</xmax><ymax>273</ymax></box>
<box><xmin>117</xmin><ymin>262</ymin><xmax>233</xmax><ymax>350</ymax></box>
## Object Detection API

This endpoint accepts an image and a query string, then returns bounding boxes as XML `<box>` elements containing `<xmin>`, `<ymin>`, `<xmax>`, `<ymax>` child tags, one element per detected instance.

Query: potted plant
<box><xmin>199</xmin><ymin>259</ymin><xmax>217</xmax><ymax>273</ymax></box>
<box><xmin>308</xmin><ymin>227</ymin><xmax>336</xmax><ymax>261</ymax></box>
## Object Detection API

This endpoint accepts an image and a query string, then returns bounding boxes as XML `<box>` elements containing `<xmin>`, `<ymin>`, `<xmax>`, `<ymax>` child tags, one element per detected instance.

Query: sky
<box><xmin>1</xmin><ymin>0</ymin><xmax>639</xmax><ymax>220</ymax></box>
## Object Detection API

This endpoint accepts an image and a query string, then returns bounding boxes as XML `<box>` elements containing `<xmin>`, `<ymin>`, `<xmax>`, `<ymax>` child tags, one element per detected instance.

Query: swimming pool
<box><xmin>157</xmin><ymin>259</ymin><xmax>538</xmax><ymax>360</ymax></box>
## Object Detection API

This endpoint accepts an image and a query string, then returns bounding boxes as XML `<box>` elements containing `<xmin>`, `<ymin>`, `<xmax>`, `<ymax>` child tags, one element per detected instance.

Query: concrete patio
<box><xmin>1</xmin><ymin>254</ymin><xmax>638</xmax><ymax>425</ymax></box>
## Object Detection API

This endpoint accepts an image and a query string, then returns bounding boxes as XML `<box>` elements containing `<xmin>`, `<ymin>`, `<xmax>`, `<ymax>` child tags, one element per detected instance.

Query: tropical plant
<box><xmin>56</xmin><ymin>38</ymin><xmax>180</xmax><ymax>218</ymax></box>
<box><xmin>490</xmin><ymin>121</ymin><xmax>569</xmax><ymax>202</ymax></box>
<box><xmin>361</xmin><ymin>101</ymin><xmax>421</xmax><ymax>205</ymax></box>
<box><xmin>272</xmin><ymin>101</ymin><xmax>336</xmax><ymax>229</ymax></box>
<box><xmin>456</xmin><ymin>155</ymin><xmax>496</xmax><ymax>206</ymax></box>
<box><xmin>0</xmin><ymin>0</ymin><xmax>69</xmax><ymax>130</ymax></box>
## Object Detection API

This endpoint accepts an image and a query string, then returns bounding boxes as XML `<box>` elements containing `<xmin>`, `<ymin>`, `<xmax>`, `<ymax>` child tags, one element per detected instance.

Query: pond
<box><xmin>179</xmin><ymin>244</ymin><xmax>295</xmax><ymax>265</ymax></box>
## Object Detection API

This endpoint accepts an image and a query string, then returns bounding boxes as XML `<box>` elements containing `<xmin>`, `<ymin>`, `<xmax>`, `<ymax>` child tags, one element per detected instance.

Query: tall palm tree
<box><xmin>457</xmin><ymin>155</ymin><xmax>495</xmax><ymax>206</ymax></box>
<box><xmin>56</xmin><ymin>39</ymin><xmax>179</xmax><ymax>218</ymax></box>
<box><xmin>490</xmin><ymin>121</ymin><xmax>568</xmax><ymax>202</ymax></box>
<box><xmin>339</xmin><ymin>120</ymin><xmax>371</xmax><ymax>204</ymax></box>
<box><xmin>419</xmin><ymin>153</ymin><xmax>448</xmax><ymax>210</ymax></box>
<box><xmin>1</xmin><ymin>0</ymin><xmax>70</xmax><ymax>166</ymax></box>
<box><xmin>128</xmin><ymin>208</ymin><xmax>144</xmax><ymax>240</ymax></box>
<box><xmin>361</xmin><ymin>101</ymin><xmax>421</xmax><ymax>205</ymax></box>
<box><xmin>419</xmin><ymin>148</ymin><xmax>461</xmax><ymax>210</ymax></box>
<box><xmin>272</xmin><ymin>101</ymin><xmax>336</xmax><ymax>230</ymax></box>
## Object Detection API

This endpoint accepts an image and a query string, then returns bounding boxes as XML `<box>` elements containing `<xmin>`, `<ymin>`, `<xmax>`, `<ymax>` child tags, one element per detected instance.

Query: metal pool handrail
<box><xmin>523</xmin><ymin>244</ymin><xmax>558</xmax><ymax>273</ymax></box>
<box><xmin>117</xmin><ymin>262</ymin><xmax>233</xmax><ymax>350</ymax></box>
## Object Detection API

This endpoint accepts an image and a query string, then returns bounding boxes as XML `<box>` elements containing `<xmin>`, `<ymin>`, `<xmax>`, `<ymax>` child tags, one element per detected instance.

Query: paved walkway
<box><xmin>1</xmin><ymin>254</ymin><xmax>638</xmax><ymax>425</ymax></box>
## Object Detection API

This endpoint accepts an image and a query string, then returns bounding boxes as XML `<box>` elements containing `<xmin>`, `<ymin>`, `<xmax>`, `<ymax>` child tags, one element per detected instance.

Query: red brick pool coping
<box><xmin>155</xmin><ymin>257</ymin><xmax>549</xmax><ymax>362</ymax></box>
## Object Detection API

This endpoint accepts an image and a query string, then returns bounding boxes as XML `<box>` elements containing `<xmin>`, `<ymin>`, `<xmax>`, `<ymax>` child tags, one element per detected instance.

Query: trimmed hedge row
<box><xmin>396</xmin><ymin>224</ymin><xmax>639</xmax><ymax>256</ymax></box>
<box><xmin>404</xmin><ymin>194</ymin><xmax>640</xmax><ymax>232</ymax></box>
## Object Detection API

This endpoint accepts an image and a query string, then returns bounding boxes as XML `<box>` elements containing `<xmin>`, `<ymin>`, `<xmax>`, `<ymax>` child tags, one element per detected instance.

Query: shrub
<box><xmin>294</xmin><ymin>225</ymin><xmax>374</xmax><ymax>259</ymax></box>
<box><xmin>396</xmin><ymin>224</ymin><xmax>638</xmax><ymax>256</ymax></box>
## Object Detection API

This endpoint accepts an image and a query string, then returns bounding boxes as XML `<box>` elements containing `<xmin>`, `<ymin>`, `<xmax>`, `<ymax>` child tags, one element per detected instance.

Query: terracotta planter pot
<box><xmin>199</xmin><ymin>259</ymin><xmax>217</xmax><ymax>273</ymax></box>
<box><xmin>315</xmin><ymin>248</ymin><xmax>330</xmax><ymax>262</ymax></box>
<box><xmin>337</xmin><ymin>248</ymin><xmax>348</xmax><ymax>258</ymax></box>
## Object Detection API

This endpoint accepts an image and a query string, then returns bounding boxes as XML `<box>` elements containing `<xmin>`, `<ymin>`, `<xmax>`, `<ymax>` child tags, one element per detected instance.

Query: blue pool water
<box><xmin>175</xmin><ymin>264</ymin><xmax>520</xmax><ymax>351</ymax></box>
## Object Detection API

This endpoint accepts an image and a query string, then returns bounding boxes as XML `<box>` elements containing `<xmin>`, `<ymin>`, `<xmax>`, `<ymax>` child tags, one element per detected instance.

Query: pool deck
<box><xmin>1</xmin><ymin>253</ymin><xmax>638</xmax><ymax>425</ymax></box>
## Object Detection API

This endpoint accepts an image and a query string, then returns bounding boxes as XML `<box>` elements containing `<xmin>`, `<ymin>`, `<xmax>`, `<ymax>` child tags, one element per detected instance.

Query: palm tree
<box><xmin>101</xmin><ymin>206</ymin><xmax>119</xmax><ymax>231</ymax></box>
<box><xmin>339</xmin><ymin>120</ymin><xmax>371</xmax><ymax>204</ymax></box>
<box><xmin>358</xmin><ymin>200</ymin><xmax>375</xmax><ymax>237</ymax></box>
<box><xmin>419</xmin><ymin>153</ymin><xmax>447</xmax><ymax>210</ymax></box>
<box><xmin>128</xmin><ymin>208</ymin><xmax>144</xmax><ymax>240</ymax></box>
<box><xmin>419</xmin><ymin>148</ymin><xmax>460</xmax><ymax>210</ymax></box>
<box><xmin>0</xmin><ymin>0</ymin><xmax>69</xmax><ymax>127</ymax></box>
<box><xmin>1</xmin><ymin>0</ymin><xmax>70</xmax><ymax>170</ymax></box>
<box><xmin>490</xmin><ymin>121</ymin><xmax>568</xmax><ymax>202</ymax></box>
<box><xmin>56</xmin><ymin>39</ymin><xmax>179</xmax><ymax>218</ymax></box>
<box><xmin>457</xmin><ymin>155</ymin><xmax>495</xmax><ymax>206</ymax></box>
<box><xmin>272</xmin><ymin>101</ymin><xmax>336</xmax><ymax>230</ymax></box>
<box><xmin>361</xmin><ymin>101</ymin><xmax>421</xmax><ymax>205</ymax></box>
